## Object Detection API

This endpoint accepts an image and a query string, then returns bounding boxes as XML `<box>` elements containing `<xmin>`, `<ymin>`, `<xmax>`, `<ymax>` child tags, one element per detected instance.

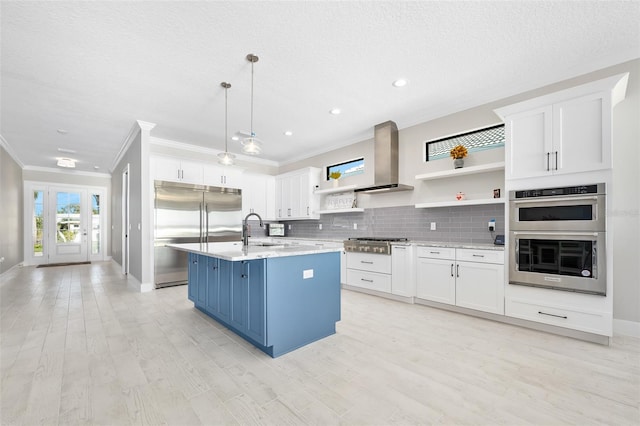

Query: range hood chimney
<box><xmin>354</xmin><ymin>120</ymin><xmax>413</xmax><ymax>194</ymax></box>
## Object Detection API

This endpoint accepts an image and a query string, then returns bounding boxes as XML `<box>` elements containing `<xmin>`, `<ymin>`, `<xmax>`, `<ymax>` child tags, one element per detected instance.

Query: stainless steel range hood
<box><xmin>354</xmin><ymin>120</ymin><xmax>413</xmax><ymax>194</ymax></box>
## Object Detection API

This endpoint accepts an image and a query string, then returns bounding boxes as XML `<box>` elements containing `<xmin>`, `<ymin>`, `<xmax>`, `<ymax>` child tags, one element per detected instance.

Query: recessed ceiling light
<box><xmin>94</xmin><ymin>166</ymin><xmax>100</xmax><ymax>170</ymax></box>
<box><xmin>57</xmin><ymin>147</ymin><xmax>76</xmax><ymax>153</ymax></box>
<box><xmin>330</xmin><ymin>108</ymin><xmax>341</xmax><ymax>115</ymax></box>
<box><xmin>392</xmin><ymin>79</ymin><xmax>408</xmax><ymax>87</ymax></box>
<box><xmin>56</xmin><ymin>158</ymin><xmax>76</xmax><ymax>168</ymax></box>
<box><xmin>284</xmin><ymin>131</ymin><xmax>293</xmax><ymax>136</ymax></box>
<box><xmin>56</xmin><ymin>129</ymin><xmax>68</xmax><ymax>134</ymax></box>
<box><xmin>231</xmin><ymin>136</ymin><xmax>239</xmax><ymax>141</ymax></box>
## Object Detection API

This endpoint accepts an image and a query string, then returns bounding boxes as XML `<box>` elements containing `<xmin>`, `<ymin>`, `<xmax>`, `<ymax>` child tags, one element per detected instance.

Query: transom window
<box><xmin>326</xmin><ymin>157</ymin><xmax>364</xmax><ymax>180</ymax></box>
<box><xmin>425</xmin><ymin>124</ymin><xmax>505</xmax><ymax>161</ymax></box>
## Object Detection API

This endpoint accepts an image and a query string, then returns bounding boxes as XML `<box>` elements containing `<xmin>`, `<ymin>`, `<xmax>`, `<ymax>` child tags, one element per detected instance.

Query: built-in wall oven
<box><xmin>509</xmin><ymin>183</ymin><xmax>606</xmax><ymax>295</ymax></box>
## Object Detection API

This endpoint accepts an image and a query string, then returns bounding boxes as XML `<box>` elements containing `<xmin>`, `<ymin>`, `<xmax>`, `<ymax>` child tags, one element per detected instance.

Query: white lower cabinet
<box><xmin>391</xmin><ymin>244</ymin><xmax>415</xmax><ymax>297</ymax></box>
<box><xmin>346</xmin><ymin>252</ymin><xmax>392</xmax><ymax>293</ymax></box>
<box><xmin>416</xmin><ymin>246</ymin><xmax>505</xmax><ymax>315</ymax></box>
<box><xmin>505</xmin><ymin>284</ymin><xmax>611</xmax><ymax>335</ymax></box>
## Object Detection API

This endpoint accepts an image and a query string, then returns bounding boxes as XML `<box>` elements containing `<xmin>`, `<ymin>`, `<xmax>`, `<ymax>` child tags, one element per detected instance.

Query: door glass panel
<box><xmin>56</xmin><ymin>192</ymin><xmax>82</xmax><ymax>243</ymax></box>
<box><xmin>91</xmin><ymin>193</ymin><xmax>101</xmax><ymax>255</ymax></box>
<box><xmin>33</xmin><ymin>190</ymin><xmax>44</xmax><ymax>257</ymax></box>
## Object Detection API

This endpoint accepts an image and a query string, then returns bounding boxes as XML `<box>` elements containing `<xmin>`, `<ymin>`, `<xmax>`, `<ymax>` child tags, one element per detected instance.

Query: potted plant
<box><xmin>329</xmin><ymin>171</ymin><xmax>341</xmax><ymax>187</ymax></box>
<box><xmin>450</xmin><ymin>144</ymin><xmax>468</xmax><ymax>169</ymax></box>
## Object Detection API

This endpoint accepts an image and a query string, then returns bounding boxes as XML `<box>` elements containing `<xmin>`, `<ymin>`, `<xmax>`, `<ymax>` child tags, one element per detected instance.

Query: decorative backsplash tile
<box><xmin>274</xmin><ymin>204</ymin><xmax>505</xmax><ymax>244</ymax></box>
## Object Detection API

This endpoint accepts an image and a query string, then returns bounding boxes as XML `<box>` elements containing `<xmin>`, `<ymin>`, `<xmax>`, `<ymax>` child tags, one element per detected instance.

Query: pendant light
<box><xmin>241</xmin><ymin>53</ymin><xmax>262</xmax><ymax>155</ymax></box>
<box><xmin>217</xmin><ymin>82</ymin><xmax>236</xmax><ymax>165</ymax></box>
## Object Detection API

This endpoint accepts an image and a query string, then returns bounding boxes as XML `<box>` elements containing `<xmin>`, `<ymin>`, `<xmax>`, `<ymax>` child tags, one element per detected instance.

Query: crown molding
<box><xmin>110</xmin><ymin>120</ymin><xmax>157</xmax><ymax>173</ymax></box>
<box><xmin>23</xmin><ymin>165</ymin><xmax>112</xmax><ymax>178</ymax></box>
<box><xmin>149</xmin><ymin>136</ymin><xmax>279</xmax><ymax>167</ymax></box>
<box><xmin>0</xmin><ymin>134</ymin><xmax>25</xmax><ymax>168</ymax></box>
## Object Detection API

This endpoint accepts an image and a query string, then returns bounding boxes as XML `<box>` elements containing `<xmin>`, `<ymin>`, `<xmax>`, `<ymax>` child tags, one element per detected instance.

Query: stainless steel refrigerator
<box><xmin>154</xmin><ymin>180</ymin><xmax>242</xmax><ymax>288</ymax></box>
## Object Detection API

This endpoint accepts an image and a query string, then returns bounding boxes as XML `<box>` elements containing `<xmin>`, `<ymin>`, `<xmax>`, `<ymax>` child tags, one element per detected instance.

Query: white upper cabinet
<box><xmin>275</xmin><ymin>167</ymin><xmax>320</xmax><ymax>220</ymax></box>
<box><xmin>153</xmin><ymin>156</ymin><xmax>203</xmax><ymax>184</ymax></box>
<box><xmin>495</xmin><ymin>73</ymin><xmax>628</xmax><ymax>180</ymax></box>
<box><xmin>203</xmin><ymin>164</ymin><xmax>243</xmax><ymax>188</ymax></box>
<box><xmin>242</xmin><ymin>173</ymin><xmax>276</xmax><ymax>220</ymax></box>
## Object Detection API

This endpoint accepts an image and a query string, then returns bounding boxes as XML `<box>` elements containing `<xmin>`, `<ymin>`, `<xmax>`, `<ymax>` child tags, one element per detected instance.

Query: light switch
<box><xmin>353</xmin><ymin>223</ymin><xmax>358</xmax><ymax>230</ymax></box>
<box><xmin>319</xmin><ymin>224</ymin><xmax>322</xmax><ymax>230</ymax></box>
<box><xmin>303</xmin><ymin>269</ymin><xmax>314</xmax><ymax>279</ymax></box>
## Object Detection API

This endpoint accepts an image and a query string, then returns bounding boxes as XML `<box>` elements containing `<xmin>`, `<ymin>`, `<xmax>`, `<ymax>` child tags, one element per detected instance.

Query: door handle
<box><xmin>450</xmin><ymin>264</ymin><xmax>454</xmax><ymax>277</ymax></box>
<box><xmin>199</xmin><ymin>202</ymin><xmax>203</xmax><ymax>243</ymax></box>
<box><xmin>456</xmin><ymin>264</ymin><xmax>460</xmax><ymax>278</ymax></box>
<box><xmin>538</xmin><ymin>311</ymin><xmax>567</xmax><ymax>319</ymax></box>
<box><xmin>554</xmin><ymin>151</ymin><xmax>558</xmax><ymax>170</ymax></box>
<box><xmin>361</xmin><ymin>278</ymin><xmax>374</xmax><ymax>283</ymax></box>
<box><xmin>205</xmin><ymin>204</ymin><xmax>209</xmax><ymax>241</ymax></box>
<box><xmin>546</xmin><ymin>152</ymin><xmax>550</xmax><ymax>171</ymax></box>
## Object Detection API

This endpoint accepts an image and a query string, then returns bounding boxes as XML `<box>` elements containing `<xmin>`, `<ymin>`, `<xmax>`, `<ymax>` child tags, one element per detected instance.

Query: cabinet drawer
<box><xmin>347</xmin><ymin>269</ymin><xmax>392</xmax><ymax>293</ymax></box>
<box><xmin>416</xmin><ymin>246</ymin><xmax>455</xmax><ymax>260</ymax></box>
<box><xmin>456</xmin><ymin>249</ymin><xmax>504</xmax><ymax>264</ymax></box>
<box><xmin>506</xmin><ymin>297</ymin><xmax>609</xmax><ymax>335</ymax></box>
<box><xmin>346</xmin><ymin>252</ymin><xmax>392</xmax><ymax>274</ymax></box>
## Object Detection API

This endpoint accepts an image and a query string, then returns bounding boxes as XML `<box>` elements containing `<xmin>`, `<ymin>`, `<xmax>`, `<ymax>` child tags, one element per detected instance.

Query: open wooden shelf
<box><xmin>415</xmin><ymin>198</ymin><xmax>506</xmax><ymax>209</ymax></box>
<box><xmin>318</xmin><ymin>208</ymin><xmax>365</xmax><ymax>214</ymax></box>
<box><xmin>314</xmin><ymin>184</ymin><xmax>358</xmax><ymax>195</ymax></box>
<box><xmin>415</xmin><ymin>162</ymin><xmax>505</xmax><ymax>181</ymax></box>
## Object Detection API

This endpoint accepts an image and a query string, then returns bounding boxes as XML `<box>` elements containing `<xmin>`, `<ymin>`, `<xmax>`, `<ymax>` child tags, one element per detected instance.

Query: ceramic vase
<box><xmin>454</xmin><ymin>158</ymin><xmax>464</xmax><ymax>169</ymax></box>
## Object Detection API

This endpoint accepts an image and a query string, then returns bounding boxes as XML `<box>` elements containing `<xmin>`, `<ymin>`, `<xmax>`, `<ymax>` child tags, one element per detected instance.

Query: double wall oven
<box><xmin>509</xmin><ymin>183</ymin><xmax>606</xmax><ymax>295</ymax></box>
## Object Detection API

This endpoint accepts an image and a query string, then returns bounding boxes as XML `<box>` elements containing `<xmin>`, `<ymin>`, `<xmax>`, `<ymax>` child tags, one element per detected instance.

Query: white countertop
<box><xmin>411</xmin><ymin>241</ymin><xmax>505</xmax><ymax>251</ymax></box>
<box><xmin>167</xmin><ymin>241</ymin><xmax>342</xmax><ymax>261</ymax></box>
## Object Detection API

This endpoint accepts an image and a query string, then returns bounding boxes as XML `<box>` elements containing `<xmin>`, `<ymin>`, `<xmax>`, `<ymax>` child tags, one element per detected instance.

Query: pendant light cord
<box><xmin>250</xmin><ymin>59</ymin><xmax>254</xmax><ymax>137</ymax></box>
<box><xmin>224</xmin><ymin>84</ymin><xmax>228</xmax><ymax>151</ymax></box>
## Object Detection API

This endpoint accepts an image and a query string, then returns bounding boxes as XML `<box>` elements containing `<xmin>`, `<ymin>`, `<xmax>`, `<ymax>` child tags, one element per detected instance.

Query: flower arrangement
<box><xmin>450</xmin><ymin>144</ymin><xmax>468</xmax><ymax>159</ymax></box>
<box><xmin>329</xmin><ymin>171</ymin><xmax>341</xmax><ymax>180</ymax></box>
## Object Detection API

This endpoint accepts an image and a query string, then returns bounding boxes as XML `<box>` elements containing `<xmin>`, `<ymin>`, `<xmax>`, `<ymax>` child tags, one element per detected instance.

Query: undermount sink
<box><xmin>249</xmin><ymin>242</ymin><xmax>287</xmax><ymax>247</ymax></box>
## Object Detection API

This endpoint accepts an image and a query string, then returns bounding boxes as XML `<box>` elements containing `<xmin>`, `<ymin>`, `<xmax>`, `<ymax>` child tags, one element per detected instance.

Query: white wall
<box><xmin>0</xmin><ymin>145</ymin><xmax>24</xmax><ymax>273</ymax></box>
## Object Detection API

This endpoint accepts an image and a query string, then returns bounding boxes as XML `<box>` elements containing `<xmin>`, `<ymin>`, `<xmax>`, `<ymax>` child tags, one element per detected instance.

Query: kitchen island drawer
<box><xmin>506</xmin><ymin>297</ymin><xmax>609</xmax><ymax>335</ymax></box>
<box><xmin>416</xmin><ymin>246</ymin><xmax>455</xmax><ymax>260</ymax></box>
<box><xmin>346</xmin><ymin>252</ymin><xmax>392</xmax><ymax>274</ymax></box>
<box><xmin>347</xmin><ymin>269</ymin><xmax>392</xmax><ymax>293</ymax></box>
<box><xmin>456</xmin><ymin>249</ymin><xmax>504</xmax><ymax>264</ymax></box>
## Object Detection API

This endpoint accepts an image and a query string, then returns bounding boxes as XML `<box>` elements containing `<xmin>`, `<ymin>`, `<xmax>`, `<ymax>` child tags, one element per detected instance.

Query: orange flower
<box><xmin>450</xmin><ymin>145</ymin><xmax>468</xmax><ymax>159</ymax></box>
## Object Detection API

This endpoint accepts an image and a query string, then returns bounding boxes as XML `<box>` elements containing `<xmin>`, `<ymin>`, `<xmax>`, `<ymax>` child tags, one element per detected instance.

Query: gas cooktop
<box><xmin>343</xmin><ymin>237</ymin><xmax>408</xmax><ymax>254</ymax></box>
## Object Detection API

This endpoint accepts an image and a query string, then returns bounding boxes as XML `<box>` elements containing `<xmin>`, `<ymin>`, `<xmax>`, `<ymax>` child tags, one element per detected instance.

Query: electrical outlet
<box><xmin>353</xmin><ymin>223</ymin><xmax>358</xmax><ymax>230</ymax></box>
<box><xmin>488</xmin><ymin>219</ymin><xmax>496</xmax><ymax>232</ymax></box>
<box><xmin>318</xmin><ymin>223</ymin><xmax>322</xmax><ymax>230</ymax></box>
<box><xmin>288</xmin><ymin>224</ymin><xmax>292</xmax><ymax>230</ymax></box>
<box><xmin>430</xmin><ymin>222</ymin><xmax>436</xmax><ymax>231</ymax></box>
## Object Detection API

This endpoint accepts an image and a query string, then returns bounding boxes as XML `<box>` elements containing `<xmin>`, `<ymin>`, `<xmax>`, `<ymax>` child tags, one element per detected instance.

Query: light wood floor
<box><xmin>1</xmin><ymin>262</ymin><xmax>638</xmax><ymax>425</ymax></box>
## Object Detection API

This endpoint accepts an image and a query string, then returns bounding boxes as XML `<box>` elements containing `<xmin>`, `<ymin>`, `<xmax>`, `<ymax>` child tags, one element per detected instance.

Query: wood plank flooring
<box><xmin>1</xmin><ymin>261</ymin><xmax>639</xmax><ymax>425</ymax></box>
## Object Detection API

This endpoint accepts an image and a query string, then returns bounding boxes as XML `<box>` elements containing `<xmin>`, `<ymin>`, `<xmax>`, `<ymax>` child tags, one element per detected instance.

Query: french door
<box><xmin>25</xmin><ymin>183</ymin><xmax>107</xmax><ymax>265</ymax></box>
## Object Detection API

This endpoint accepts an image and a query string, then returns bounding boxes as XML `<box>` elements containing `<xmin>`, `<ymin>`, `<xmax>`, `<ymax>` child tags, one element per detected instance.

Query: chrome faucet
<box><xmin>242</xmin><ymin>212</ymin><xmax>264</xmax><ymax>246</ymax></box>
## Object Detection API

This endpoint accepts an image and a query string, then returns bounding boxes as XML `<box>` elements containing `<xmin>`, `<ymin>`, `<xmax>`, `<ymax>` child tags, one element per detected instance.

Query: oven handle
<box><xmin>511</xmin><ymin>195</ymin><xmax>598</xmax><ymax>204</ymax></box>
<box><xmin>512</xmin><ymin>231</ymin><xmax>599</xmax><ymax>237</ymax></box>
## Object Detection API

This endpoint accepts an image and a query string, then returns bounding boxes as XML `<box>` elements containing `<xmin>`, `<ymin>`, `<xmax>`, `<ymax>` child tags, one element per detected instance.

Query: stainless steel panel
<box><xmin>153</xmin><ymin>180</ymin><xmax>242</xmax><ymax>288</ymax></box>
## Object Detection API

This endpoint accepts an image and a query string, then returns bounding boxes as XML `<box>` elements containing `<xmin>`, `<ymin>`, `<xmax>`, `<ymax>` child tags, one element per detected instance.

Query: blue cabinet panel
<box><xmin>196</xmin><ymin>255</ymin><xmax>208</xmax><ymax>306</ymax></box>
<box><xmin>246</xmin><ymin>259</ymin><xmax>266</xmax><ymax>345</ymax></box>
<box><xmin>266</xmin><ymin>252</ymin><xmax>341</xmax><ymax>356</ymax></box>
<box><xmin>187</xmin><ymin>253</ymin><xmax>198</xmax><ymax>302</ymax></box>
<box><xmin>217</xmin><ymin>260</ymin><xmax>232</xmax><ymax>322</ymax></box>
<box><xmin>205</xmin><ymin>257</ymin><xmax>220</xmax><ymax>313</ymax></box>
<box><xmin>230</xmin><ymin>261</ymin><xmax>248</xmax><ymax>331</ymax></box>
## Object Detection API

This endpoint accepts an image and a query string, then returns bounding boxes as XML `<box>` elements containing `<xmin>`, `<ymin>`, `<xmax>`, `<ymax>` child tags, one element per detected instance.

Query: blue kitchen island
<box><xmin>168</xmin><ymin>242</ymin><xmax>341</xmax><ymax>357</ymax></box>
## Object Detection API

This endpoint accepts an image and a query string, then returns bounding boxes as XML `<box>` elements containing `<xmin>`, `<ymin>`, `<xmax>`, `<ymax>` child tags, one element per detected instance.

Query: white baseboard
<box><xmin>613</xmin><ymin>319</ymin><xmax>640</xmax><ymax>338</ymax></box>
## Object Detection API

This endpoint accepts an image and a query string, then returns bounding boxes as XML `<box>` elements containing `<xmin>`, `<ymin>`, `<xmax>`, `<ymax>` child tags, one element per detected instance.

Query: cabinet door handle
<box><xmin>546</xmin><ymin>152</ymin><xmax>550</xmax><ymax>171</ymax></box>
<box><xmin>361</xmin><ymin>278</ymin><xmax>374</xmax><ymax>283</ymax></box>
<box><xmin>360</xmin><ymin>261</ymin><xmax>374</xmax><ymax>264</ymax></box>
<box><xmin>538</xmin><ymin>311</ymin><xmax>567</xmax><ymax>319</ymax></box>
<box><xmin>430</xmin><ymin>251</ymin><xmax>440</xmax><ymax>254</ymax></box>
<box><xmin>554</xmin><ymin>151</ymin><xmax>558</xmax><ymax>171</ymax></box>
<box><xmin>278</xmin><ymin>209</ymin><xmax>281</xmax><ymax>217</ymax></box>
<box><xmin>472</xmin><ymin>254</ymin><xmax>485</xmax><ymax>258</ymax></box>
<box><xmin>241</xmin><ymin>274</ymin><xmax>247</xmax><ymax>278</ymax></box>
<box><xmin>456</xmin><ymin>264</ymin><xmax>460</xmax><ymax>278</ymax></box>
<box><xmin>450</xmin><ymin>264</ymin><xmax>454</xmax><ymax>277</ymax></box>
<box><xmin>307</xmin><ymin>206</ymin><xmax>309</xmax><ymax>216</ymax></box>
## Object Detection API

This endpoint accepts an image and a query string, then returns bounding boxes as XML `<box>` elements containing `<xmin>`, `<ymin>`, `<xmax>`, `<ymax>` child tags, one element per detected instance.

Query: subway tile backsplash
<box><xmin>276</xmin><ymin>204</ymin><xmax>505</xmax><ymax>244</ymax></box>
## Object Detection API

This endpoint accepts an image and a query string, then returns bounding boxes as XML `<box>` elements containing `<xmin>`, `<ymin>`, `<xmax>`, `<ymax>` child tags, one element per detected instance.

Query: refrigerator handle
<box><xmin>205</xmin><ymin>203</ymin><xmax>209</xmax><ymax>241</ymax></box>
<box><xmin>199</xmin><ymin>202</ymin><xmax>203</xmax><ymax>243</ymax></box>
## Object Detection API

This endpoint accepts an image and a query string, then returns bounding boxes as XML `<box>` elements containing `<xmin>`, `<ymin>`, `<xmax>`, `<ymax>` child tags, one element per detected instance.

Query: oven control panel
<box><xmin>513</xmin><ymin>183</ymin><xmax>604</xmax><ymax>199</ymax></box>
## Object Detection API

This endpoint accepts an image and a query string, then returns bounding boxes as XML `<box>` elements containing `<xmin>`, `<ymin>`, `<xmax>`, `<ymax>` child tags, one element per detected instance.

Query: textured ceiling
<box><xmin>1</xmin><ymin>1</ymin><xmax>639</xmax><ymax>174</ymax></box>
